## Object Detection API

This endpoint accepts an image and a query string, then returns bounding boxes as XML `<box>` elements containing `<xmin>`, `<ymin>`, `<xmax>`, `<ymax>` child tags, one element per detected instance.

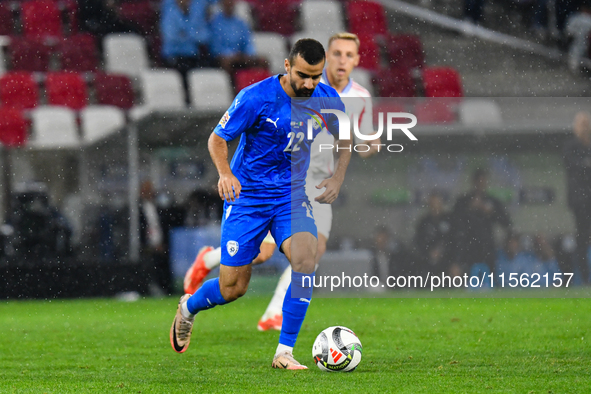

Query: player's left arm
<box><xmin>315</xmin><ymin>137</ymin><xmax>351</xmax><ymax>204</ymax></box>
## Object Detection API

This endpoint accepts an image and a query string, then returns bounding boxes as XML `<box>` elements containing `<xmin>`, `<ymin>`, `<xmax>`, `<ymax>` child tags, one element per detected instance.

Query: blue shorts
<box><xmin>220</xmin><ymin>196</ymin><xmax>317</xmax><ymax>267</ymax></box>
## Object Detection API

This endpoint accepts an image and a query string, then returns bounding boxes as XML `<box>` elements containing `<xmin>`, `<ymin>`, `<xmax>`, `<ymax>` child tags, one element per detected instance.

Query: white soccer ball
<box><xmin>312</xmin><ymin>326</ymin><xmax>362</xmax><ymax>372</ymax></box>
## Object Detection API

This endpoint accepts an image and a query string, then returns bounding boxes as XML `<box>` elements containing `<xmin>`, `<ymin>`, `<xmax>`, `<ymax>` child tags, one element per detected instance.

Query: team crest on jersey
<box><xmin>219</xmin><ymin>111</ymin><xmax>231</xmax><ymax>128</ymax></box>
<box><xmin>226</xmin><ymin>240</ymin><xmax>239</xmax><ymax>257</ymax></box>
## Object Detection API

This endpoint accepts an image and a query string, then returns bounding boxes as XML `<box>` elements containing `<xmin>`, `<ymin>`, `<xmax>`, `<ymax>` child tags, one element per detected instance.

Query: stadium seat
<box><xmin>413</xmin><ymin>99</ymin><xmax>456</xmax><ymax>124</ymax></box>
<box><xmin>422</xmin><ymin>66</ymin><xmax>463</xmax><ymax>98</ymax></box>
<box><xmin>45</xmin><ymin>72</ymin><xmax>88</xmax><ymax>110</ymax></box>
<box><xmin>0</xmin><ymin>3</ymin><xmax>14</xmax><ymax>36</ymax></box>
<box><xmin>80</xmin><ymin>106</ymin><xmax>126</xmax><ymax>145</ymax></box>
<box><xmin>118</xmin><ymin>1</ymin><xmax>158</xmax><ymax>36</ymax></box>
<box><xmin>372</xmin><ymin>100</ymin><xmax>408</xmax><ymax>129</ymax></box>
<box><xmin>188</xmin><ymin>69</ymin><xmax>233</xmax><ymax>113</ymax></box>
<box><xmin>0</xmin><ymin>72</ymin><xmax>39</xmax><ymax>110</ymax></box>
<box><xmin>252</xmin><ymin>32</ymin><xmax>288</xmax><ymax>74</ymax></box>
<box><xmin>235</xmin><ymin>1</ymin><xmax>254</xmax><ymax>29</ymax></box>
<box><xmin>29</xmin><ymin>106</ymin><xmax>79</xmax><ymax>149</ymax></box>
<box><xmin>350</xmin><ymin>68</ymin><xmax>375</xmax><ymax>96</ymax></box>
<box><xmin>388</xmin><ymin>34</ymin><xmax>424</xmax><ymax>70</ymax></box>
<box><xmin>375</xmin><ymin>66</ymin><xmax>416</xmax><ymax>97</ymax></box>
<box><xmin>253</xmin><ymin>0</ymin><xmax>300</xmax><ymax>36</ymax></box>
<box><xmin>60</xmin><ymin>34</ymin><xmax>99</xmax><ymax>72</ymax></box>
<box><xmin>94</xmin><ymin>73</ymin><xmax>135</xmax><ymax>110</ymax></box>
<box><xmin>233</xmin><ymin>68</ymin><xmax>272</xmax><ymax>93</ymax></box>
<box><xmin>139</xmin><ymin>69</ymin><xmax>186</xmax><ymax>110</ymax></box>
<box><xmin>459</xmin><ymin>99</ymin><xmax>502</xmax><ymax>126</ymax></box>
<box><xmin>9</xmin><ymin>38</ymin><xmax>51</xmax><ymax>72</ymax></box>
<box><xmin>346</xmin><ymin>0</ymin><xmax>388</xmax><ymax>37</ymax></box>
<box><xmin>357</xmin><ymin>34</ymin><xmax>381</xmax><ymax>71</ymax></box>
<box><xmin>290</xmin><ymin>32</ymin><xmax>331</xmax><ymax>50</ymax></box>
<box><xmin>104</xmin><ymin>33</ymin><xmax>150</xmax><ymax>78</ymax></box>
<box><xmin>0</xmin><ymin>108</ymin><xmax>27</xmax><ymax>147</ymax></box>
<box><xmin>21</xmin><ymin>0</ymin><xmax>63</xmax><ymax>41</ymax></box>
<box><xmin>301</xmin><ymin>0</ymin><xmax>345</xmax><ymax>34</ymax></box>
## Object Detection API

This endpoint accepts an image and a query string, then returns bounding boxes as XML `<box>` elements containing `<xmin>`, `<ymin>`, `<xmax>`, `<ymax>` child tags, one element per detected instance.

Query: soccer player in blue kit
<box><xmin>170</xmin><ymin>38</ymin><xmax>352</xmax><ymax>370</ymax></box>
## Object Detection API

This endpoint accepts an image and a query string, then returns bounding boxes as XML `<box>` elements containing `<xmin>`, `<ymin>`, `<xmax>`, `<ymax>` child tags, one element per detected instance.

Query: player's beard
<box><xmin>290</xmin><ymin>74</ymin><xmax>314</xmax><ymax>97</ymax></box>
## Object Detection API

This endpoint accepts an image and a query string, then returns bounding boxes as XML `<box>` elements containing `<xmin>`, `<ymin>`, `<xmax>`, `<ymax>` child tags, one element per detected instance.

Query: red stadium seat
<box><xmin>233</xmin><ymin>68</ymin><xmax>272</xmax><ymax>93</ymax></box>
<box><xmin>0</xmin><ymin>108</ymin><xmax>27</xmax><ymax>147</ymax></box>
<box><xmin>422</xmin><ymin>66</ymin><xmax>463</xmax><ymax>98</ymax></box>
<box><xmin>253</xmin><ymin>0</ymin><xmax>300</xmax><ymax>36</ymax></box>
<box><xmin>376</xmin><ymin>66</ymin><xmax>416</xmax><ymax>97</ymax></box>
<box><xmin>9</xmin><ymin>38</ymin><xmax>51</xmax><ymax>72</ymax></box>
<box><xmin>0</xmin><ymin>72</ymin><xmax>39</xmax><ymax>110</ymax></box>
<box><xmin>21</xmin><ymin>0</ymin><xmax>63</xmax><ymax>40</ymax></box>
<box><xmin>346</xmin><ymin>0</ymin><xmax>388</xmax><ymax>37</ymax></box>
<box><xmin>413</xmin><ymin>99</ymin><xmax>456</xmax><ymax>124</ymax></box>
<box><xmin>118</xmin><ymin>1</ymin><xmax>158</xmax><ymax>36</ymax></box>
<box><xmin>94</xmin><ymin>73</ymin><xmax>135</xmax><ymax>110</ymax></box>
<box><xmin>60</xmin><ymin>33</ymin><xmax>99</xmax><ymax>72</ymax></box>
<box><xmin>388</xmin><ymin>34</ymin><xmax>424</xmax><ymax>70</ymax></box>
<box><xmin>0</xmin><ymin>3</ymin><xmax>14</xmax><ymax>36</ymax></box>
<box><xmin>46</xmin><ymin>72</ymin><xmax>88</xmax><ymax>110</ymax></box>
<box><xmin>357</xmin><ymin>33</ymin><xmax>381</xmax><ymax>71</ymax></box>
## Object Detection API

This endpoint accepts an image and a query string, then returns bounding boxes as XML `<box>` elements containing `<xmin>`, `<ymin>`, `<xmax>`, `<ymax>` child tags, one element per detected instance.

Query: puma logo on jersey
<box><xmin>266</xmin><ymin>117</ymin><xmax>279</xmax><ymax>128</ymax></box>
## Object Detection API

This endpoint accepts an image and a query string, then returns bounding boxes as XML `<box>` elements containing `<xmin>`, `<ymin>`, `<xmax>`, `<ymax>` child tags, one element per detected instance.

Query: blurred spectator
<box><xmin>139</xmin><ymin>180</ymin><xmax>171</xmax><ymax>295</ymax></box>
<box><xmin>370</xmin><ymin>225</ymin><xmax>409</xmax><ymax>286</ymax></box>
<box><xmin>496</xmin><ymin>233</ymin><xmax>529</xmax><ymax>277</ymax></box>
<box><xmin>531</xmin><ymin>234</ymin><xmax>561</xmax><ymax>278</ymax></box>
<box><xmin>160</xmin><ymin>0</ymin><xmax>217</xmax><ymax>98</ymax></box>
<box><xmin>566</xmin><ymin>2</ymin><xmax>591</xmax><ymax>73</ymax></box>
<box><xmin>184</xmin><ymin>188</ymin><xmax>222</xmax><ymax>227</ymax></box>
<box><xmin>210</xmin><ymin>0</ymin><xmax>268</xmax><ymax>75</ymax></box>
<box><xmin>78</xmin><ymin>0</ymin><xmax>140</xmax><ymax>39</ymax></box>
<box><xmin>449</xmin><ymin>168</ymin><xmax>512</xmax><ymax>276</ymax></box>
<box><xmin>563</xmin><ymin>111</ymin><xmax>591</xmax><ymax>284</ymax></box>
<box><xmin>413</xmin><ymin>190</ymin><xmax>452</xmax><ymax>275</ymax></box>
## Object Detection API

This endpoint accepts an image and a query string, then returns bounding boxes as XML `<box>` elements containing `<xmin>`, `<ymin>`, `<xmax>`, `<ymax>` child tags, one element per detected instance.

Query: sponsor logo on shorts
<box><xmin>227</xmin><ymin>240</ymin><xmax>239</xmax><ymax>257</ymax></box>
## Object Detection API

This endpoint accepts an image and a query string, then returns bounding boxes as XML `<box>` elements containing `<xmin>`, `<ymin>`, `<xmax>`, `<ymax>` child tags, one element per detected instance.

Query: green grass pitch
<box><xmin>1</xmin><ymin>287</ymin><xmax>590</xmax><ymax>393</ymax></box>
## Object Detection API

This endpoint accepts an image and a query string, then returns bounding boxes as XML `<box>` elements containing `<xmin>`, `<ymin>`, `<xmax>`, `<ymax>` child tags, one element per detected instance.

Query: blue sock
<box><xmin>186</xmin><ymin>278</ymin><xmax>228</xmax><ymax>314</ymax></box>
<box><xmin>279</xmin><ymin>271</ymin><xmax>315</xmax><ymax>347</ymax></box>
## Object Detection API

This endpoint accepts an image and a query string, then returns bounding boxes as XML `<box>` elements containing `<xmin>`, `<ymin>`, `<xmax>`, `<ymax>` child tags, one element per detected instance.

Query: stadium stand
<box><xmin>346</xmin><ymin>0</ymin><xmax>389</xmax><ymax>37</ymax></box>
<box><xmin>0</xmin><ymin>107</ymin><xmax>28</xmax><ymax>147</ymax></box>
<box><xmin>252</xmin><ymin>32</ymin><xmax>289</xmax><ymax>74</ymax></box>
<box><xmin>80</xmin><ymin>105</ymin><xmax>126</xmax><ymax>145</ymax></box>
<box><xmin>188</xmin><ymin>68</ymin><xmax>234</xmax><ymax>113</ymax></box>
<box><xmin>104</xmin><ymin>33</ymin><xmax>150</xmax><ymax>78</ymax></box>
<box><xmin>422</xmin><ymin>66</ymin><xmax>464</xmax><ymax>98</ymax></box>
<box><xmin>375</xmin><ymin>66</ymin><xmax>416</xmax><ymax>97</ymax></box>
<box><xmin>252</xmin><ymin>0</ymin><xmax>300</xmax><ymax>36</ymax></box>
<box><xmin>9</xmin><ymin>38</ymin><xmax>52</xmax><ymax>72</ymax></box>
<box><xmin>413</xmin><ymin>99</ymin><xmax>457</xmax><ymax>124</ymax></box>
<box><xmin>94</xmin><ymin>73</ymin><xmax>135</xmax><ymax>110</ymax></box>
<box><xmin>21</xmin><ymin>0</ymin><xmax>64</xmax><ymax>41</ymax></box>
<box><xmin>29</xmin><ymin>106</ymin><xmax>79</xmax><ymax>149</ymax></box>
<box><xmin>388</xmin><ymin>34</ymin><xmax>425</xmax><ymax>71</ymax></box>
<box><xmin>45</xmin><ymin>72</ymin><xmax>89</xmax><ymax>110</ymax></box>
<box><xmin>233</xmin><ymin>67</ymin><xmax>272</xmax><ymax>93</ymax></box>
<box><xmin>138</xmin><ymin>69</ymin><xmax>186</xmax><ymax>110</ymax></box>
<box><xmin>300</xmin><ymin>0</ymin><xmax>345</xmax><ymax>33</ymax></box>
<box><xmin>0</xmin><ymin>72</ymin><xmax>39</xmax><ymax>110</ymax></box>
<box><xmin>118</xmin><ymin>0</ymin><xmax>158</xmax><ymax>36</ymax></box>
<box><xmin>0</xmin><ymin>2</ymin><xmax>14</xmax><ymax>36</ymax></box>
<box><xmin>60</xmin><ymin>33</ymin><xmax>99</xmax><ymax>72</ymax></box>
<box><xmin>356</xmin><ymin>33</ymin><xmax>381</xmax><ymax>71</ymax></box>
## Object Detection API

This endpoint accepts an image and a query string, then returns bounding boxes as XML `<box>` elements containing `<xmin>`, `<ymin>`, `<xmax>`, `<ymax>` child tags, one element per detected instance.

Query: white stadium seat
<box><xmin>188</xmin><ymin>68</ymin><xmax>233</xmax><ymax>113</ymax></box>
<box><xmin>81</xmin><ymin>105</ymin><xmax>126</xmax><ymax>145</ymax></box>
<box><xmin>300</xmin><ymin>0</ymin><xmax>345</xmax><ymax>34</ymax></box>
<box><xmin>104</xmin><ymin>33</ymin><xmax>150</xmax><ymax>78</ymax></box>
<box><xmin>29</xmin><ymin>106</ymin><xmax>79</xmax><ymax>149</ymax></box>
<box><xmin>252</xmin><ymin>32</ymin><xmax>288</xmax><ymax>75</ymax></box>
<box><xmin>459</xmin><ymin>99</ymin><xmax>503</xmax><ymax>126</ymax></box>
<box><xmin>236</xmin><ymin>1</ymin><xmax>254</xmax><ymax>29</ymax></box>
<box><xmin>139</xmin><ymin>68</ymin><xmax>186</xmax><ymax>110</ymax></box>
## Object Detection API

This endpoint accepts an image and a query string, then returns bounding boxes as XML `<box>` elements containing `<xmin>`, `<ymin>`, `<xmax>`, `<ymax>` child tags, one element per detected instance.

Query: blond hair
<box><xmin>328</xmin><ymin>32</ymin><xmax>360</xmax><ymax>50</ymax></box>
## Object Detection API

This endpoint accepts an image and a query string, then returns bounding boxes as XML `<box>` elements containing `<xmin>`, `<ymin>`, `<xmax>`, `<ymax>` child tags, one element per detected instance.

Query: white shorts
<box><xmin>305</xmin><ymin>179</ymin><xmax>333</xmax><ymax>239</ymax></box>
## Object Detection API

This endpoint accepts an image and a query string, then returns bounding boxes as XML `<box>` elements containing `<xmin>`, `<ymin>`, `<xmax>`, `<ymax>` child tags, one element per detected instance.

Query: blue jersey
<box><xmin>214</xmin><ymin>75</ymin><xmax>345</xmax><ymax>204</ymax></box>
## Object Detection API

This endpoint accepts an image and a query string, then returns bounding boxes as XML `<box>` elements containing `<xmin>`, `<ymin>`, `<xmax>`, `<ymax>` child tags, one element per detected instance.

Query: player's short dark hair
<box><xmin>288</xmin><ymin>38</ymin><xmax>325</xmax><ymax>66</ymax></box>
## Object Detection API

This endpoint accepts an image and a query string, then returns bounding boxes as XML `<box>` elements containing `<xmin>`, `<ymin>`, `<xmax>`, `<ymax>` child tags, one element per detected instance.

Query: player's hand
<box><xmin>314</xmin><ymin>177</ymin><xmax>342</xmax><ymax>204</ymax></box>
<box><xmin>218</xmin><ymin>173</ymin><xmax>241</xmax><ymax>202</ymax></box>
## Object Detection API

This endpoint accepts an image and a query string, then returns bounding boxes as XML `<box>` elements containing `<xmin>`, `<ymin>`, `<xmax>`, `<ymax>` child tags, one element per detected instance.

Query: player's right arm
<box><xmin>208</xmin><ymin>132</ymin><xmax>241</xmax><ymax>202</ymax></box>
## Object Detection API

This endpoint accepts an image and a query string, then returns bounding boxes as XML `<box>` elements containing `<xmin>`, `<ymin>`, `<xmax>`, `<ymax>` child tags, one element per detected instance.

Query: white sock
<box><xmin>181</xmin><ymin>300</ymin><xmax>195</xmax><ymax>318</ymax></box>
<box><xmin>275</xmin><ymin>343</ymin><xmax>293</xmax><ymax>356</ymax></box>
<box><xmin>204</xmin><ymin>247</ymin><xmax>222</xmax><ymax>270</ymax></box>
<box><xmin>262</xmin><ymin>266</ymin><xmax>291</xmax><ymax>320</ymax></box>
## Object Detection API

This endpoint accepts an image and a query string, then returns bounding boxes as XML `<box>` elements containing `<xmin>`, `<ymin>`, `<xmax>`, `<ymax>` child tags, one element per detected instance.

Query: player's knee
<box><xmin>221</xmin><ymin>281</ymin><xmax>249</xmax><ymax>301</ymax></box>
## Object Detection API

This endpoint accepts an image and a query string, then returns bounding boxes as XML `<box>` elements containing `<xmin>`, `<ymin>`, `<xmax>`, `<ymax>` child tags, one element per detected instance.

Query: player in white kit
<box><xmin>184</xmin><ymin>32</ymin><xmax>379</xmax><ymax>331</ymax></box>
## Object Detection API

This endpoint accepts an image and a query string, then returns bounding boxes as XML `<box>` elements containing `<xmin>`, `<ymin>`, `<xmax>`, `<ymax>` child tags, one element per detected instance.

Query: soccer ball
<box><xmin>312</xmin><ymin>326</ymin><xmax>362</xmax><ymax>372</ymax></box>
